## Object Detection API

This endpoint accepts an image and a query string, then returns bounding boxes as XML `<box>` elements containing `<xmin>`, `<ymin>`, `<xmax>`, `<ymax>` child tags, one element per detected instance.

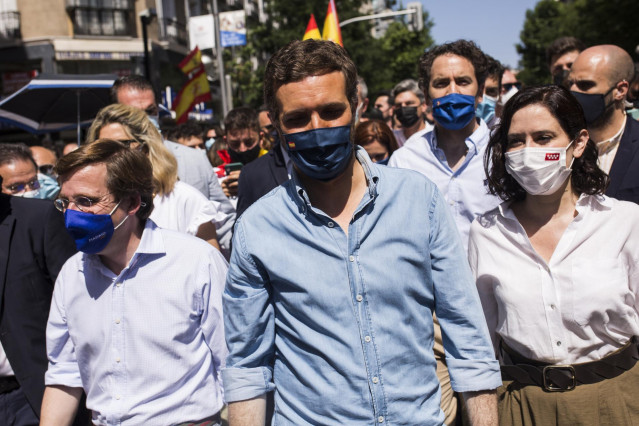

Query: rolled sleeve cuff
<box><xmin>447</xmin><ymin>358</ymin><xmax>502</xmax><ymax>393</ymax></box>
<box><xmin>222</xmin><ymin>366</ymin><xmax>276</xmax><ymax>403</ymax></box>
<box><xmin>44</xmin><ymin>362</ymin><xmax>83</xmax><ymax>389</ymax></box>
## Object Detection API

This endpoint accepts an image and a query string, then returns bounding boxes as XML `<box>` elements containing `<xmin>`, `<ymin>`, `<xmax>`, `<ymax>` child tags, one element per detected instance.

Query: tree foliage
<box><xmin>224</xmin><ymin>0</ymin><xmax>434</xmax><ymax>108</ymax></box>
<box><xmin>517</xmin><ymin>0</ymin><xmax>639</xmax><ymax>86</ymax></box>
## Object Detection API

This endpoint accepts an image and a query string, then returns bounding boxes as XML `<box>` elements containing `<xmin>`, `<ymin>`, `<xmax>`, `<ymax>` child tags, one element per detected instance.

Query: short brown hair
<box><xmin>419</xmin><ymin>40</ymin><xmax>488</xmax><ymax>99</ymax></box>
<box><xmin>263</xmin><ymin>39</ymin><xmax>358</xmax><ymax>125</ymax></box>
<box><xmin>224</xmin><ymin>107</ymin><xmax>259</xmax><ymax>134</ymax></box>
<box><xmin>56</xmin><ymin>139</ymin><xmax>155</xmax><ymax>220</ymax></box>
<box><xmin>546</xmin><ymin>36</ymin><xmax>585</xmax><ymax>67</ymax></box>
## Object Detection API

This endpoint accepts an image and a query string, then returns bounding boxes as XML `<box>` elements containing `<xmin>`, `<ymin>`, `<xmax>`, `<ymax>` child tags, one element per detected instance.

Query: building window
<box><xmin>67</xmin><ymin>0</ymin><xmax>134</xmax><ymax>36</ymax></box>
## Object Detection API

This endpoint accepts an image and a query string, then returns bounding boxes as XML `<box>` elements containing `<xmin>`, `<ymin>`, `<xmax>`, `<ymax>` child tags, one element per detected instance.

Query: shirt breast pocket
<box><xmin>570</xmin><ymin>258</ymin><xmax>629</xmax><ymax>326</ymax></box>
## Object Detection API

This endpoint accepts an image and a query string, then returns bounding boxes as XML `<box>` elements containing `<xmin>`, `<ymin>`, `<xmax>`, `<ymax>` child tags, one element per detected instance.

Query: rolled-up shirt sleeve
<box><xmin>45</xmin><ymin>272</ymin><xmax>83</xmax><ymax>388</ymax></box>
<box><xmin>427</xmin><ymin>187</ymin><xmax>502</xmax><ymax>393</ymax></box>
<box><xmin>222</xmin><ymin>219</ymin><xmax>276</xmax><ymax>402</ymax></box>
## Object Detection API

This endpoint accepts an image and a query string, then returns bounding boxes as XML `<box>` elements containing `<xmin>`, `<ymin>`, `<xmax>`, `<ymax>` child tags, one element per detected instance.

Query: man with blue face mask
<box><xmin>476</xmin><ymin>55</ymin><xmax>504</xmax><ymax>130</ymax></box>
<box><xmin>223</xmin><ymin>39</ymin><xmax>500</xmax><ymax>426</ymax></box>
<box><xmin>41</xmin><ymin>140</ymin><xmax>228</xmax><ymax>425</ymax></box>
<box><xmin>390</xmin><ymin>40</ymin><xmax>501</xmax><ymax>250</ymax></box>
<box><xmin>0</xmin><ymin>144</ymin><xmax>42</xmax><ymax>199</ymax></box>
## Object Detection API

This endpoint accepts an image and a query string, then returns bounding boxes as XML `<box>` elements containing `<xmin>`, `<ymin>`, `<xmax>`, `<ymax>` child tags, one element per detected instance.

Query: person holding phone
<box><xmin>219</xmin><ymin>107</ymin><xmax>268</xmax><ymax>203</ymax></box>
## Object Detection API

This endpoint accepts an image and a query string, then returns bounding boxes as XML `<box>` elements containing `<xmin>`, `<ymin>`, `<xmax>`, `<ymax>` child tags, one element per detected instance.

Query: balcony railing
<box><xmin>0</xmin><ymin>12</ymin><xmax>21</xmax><ymax>40</ymax></box>
<box><xmin>161</xmin><ymin>18</ymin><xmax>187</xmax><ymax>46</ymax></box>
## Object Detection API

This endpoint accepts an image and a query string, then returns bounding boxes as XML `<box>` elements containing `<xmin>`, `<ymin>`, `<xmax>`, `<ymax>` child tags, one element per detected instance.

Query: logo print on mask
<box><xmin>545</xmin><ymin>153</ymin><xmax>560</xmax><ymax>161</ymax></box>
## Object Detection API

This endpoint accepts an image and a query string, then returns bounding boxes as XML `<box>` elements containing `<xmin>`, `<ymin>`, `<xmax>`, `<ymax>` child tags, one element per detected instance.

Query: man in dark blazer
<box><xmin>0</xmin><ymin>192</ymin><xmax>85</xmax><ymax>424</ymax></box>
<box><xmin>569</xmin><ymin>44</ymin><xmax>639</xmax><ymax>203</ymax></box>
<box><xmin>607</xmin><ymin>116</ymin><xmax>639</xmax><ymax>203</ymax></box>
<box><xmin>236</xmin><ymin>143</ymin><xmax>289</xmax><ymax>218</ymax></box>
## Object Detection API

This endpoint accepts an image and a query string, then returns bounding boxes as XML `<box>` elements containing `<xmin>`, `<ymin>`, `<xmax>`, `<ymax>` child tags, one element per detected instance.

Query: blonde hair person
<box><xmin>86</xmin><ymin>104</ymin><xmax>222</xmax><ymax>251</ymax></box>
<box><xmin>86</xmin><ymin>104</ymin><xmax>177</xmax><ymax>196</ymax></box>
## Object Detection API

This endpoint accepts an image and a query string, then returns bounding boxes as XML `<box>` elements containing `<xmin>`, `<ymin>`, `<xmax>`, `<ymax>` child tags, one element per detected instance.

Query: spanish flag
<box><xmin>322</xmin><ymin>0</ymin><xmax>343</xmax><ymax>46</ymax></box>
<box><xmin>173</xmin><ymin>67</ymin><xmax>211</xmax><ymax>123</ymax></box>
<box><xmin>178</xmin><ymin>46</ymin><xmax>203</xmax><ymax>75</ymax></box>
<box><xmin>303</xmin><ymin>14</ymin><xmax>322</xmax><ymax>40</ymax></box>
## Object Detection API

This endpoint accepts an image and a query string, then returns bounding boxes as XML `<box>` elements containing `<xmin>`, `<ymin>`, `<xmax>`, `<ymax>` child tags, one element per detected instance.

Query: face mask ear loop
<box><xmin>567</xmin><ymin>139</ymin><xmax>576</xmax><ymax>170</ymax></box>
<box><xmin>108</xmin><ymin>200</ymin><xmax>130</xmax><ymax>231</ymax></box>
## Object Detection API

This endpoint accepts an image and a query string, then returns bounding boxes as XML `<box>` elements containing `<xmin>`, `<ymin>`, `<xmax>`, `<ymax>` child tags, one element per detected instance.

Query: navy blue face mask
<box><xmin>284</xmin><ymin>125</ymin><xmax>353</xmax><ymax>181</ymax></box>
<box><xmin>432</xmin><ymin>93</ymin><xmax>476</xmax><ymax>130</ymax></box>
<box><xmin>64</xmin><ymin>201</ymin><xmax>128</xmax><ymax>254</ymax></box>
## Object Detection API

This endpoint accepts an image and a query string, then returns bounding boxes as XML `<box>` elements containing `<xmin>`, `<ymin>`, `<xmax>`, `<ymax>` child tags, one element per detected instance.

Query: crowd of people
<box><xmin>0</xmin><ymin>34</ymin><xmax>637</xmax><ymax>426</ymax></box>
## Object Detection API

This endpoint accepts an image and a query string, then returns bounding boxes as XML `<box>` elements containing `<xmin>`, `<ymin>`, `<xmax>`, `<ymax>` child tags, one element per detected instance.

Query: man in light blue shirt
<box><xmin>41</xmin><ymin>140</ymin><xmax>228</xmax><ymax>425</ymax></box>
<box><xmin>389</xmin><ymin>40</ymin><xmax>502</xmax><ymax>251</ymax></box>
<box><xmin>223</xmin><ymin>39</ymin><xmax>500</xmax><ymax>426</ymax></box>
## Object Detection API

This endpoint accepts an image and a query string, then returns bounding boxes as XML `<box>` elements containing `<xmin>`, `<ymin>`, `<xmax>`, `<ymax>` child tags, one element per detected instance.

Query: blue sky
<box><xmin>415</xmin><ymin>0</ymin><xmax>540</xmax><ymax>68</ymax></box>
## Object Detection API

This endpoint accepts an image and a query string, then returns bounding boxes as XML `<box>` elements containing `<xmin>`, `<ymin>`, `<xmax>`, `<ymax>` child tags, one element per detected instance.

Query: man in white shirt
<box><xmin>40</xmin><ymin>140</ymin><xmax>227</xmax><ymax>425</ymax></box>
<box><xmin>568</xmin><ymin>44</ymin><xmax>639</xmax><ymax>203</ymax></box>
<box><xmin>389</xmin><ymin>79</ymin><xmax>432</xmax><ymax>146</ymax></box>
<box><xmin>390</xmin><ymin>40</ymin><xmax>501</xmax><ymax>250</ymax></box>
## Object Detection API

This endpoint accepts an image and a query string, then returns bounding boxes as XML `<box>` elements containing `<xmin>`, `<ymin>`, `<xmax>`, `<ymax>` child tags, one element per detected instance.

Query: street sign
<box><xmin>188</xmin><ymin>14</ymin><xmax>215</xmax><ymax>50</ymax></box>
<box><xmin>219</xmin><ymin>10</ymin><xmax>246</xmax><ymax>47</ymax></box>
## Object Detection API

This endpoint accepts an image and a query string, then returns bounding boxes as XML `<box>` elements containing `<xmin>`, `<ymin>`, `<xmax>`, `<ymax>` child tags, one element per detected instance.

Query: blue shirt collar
<box><xmin>290</xmin><ymin>145</ymin><xmax>379</xmax><ymax>214</ymax></box>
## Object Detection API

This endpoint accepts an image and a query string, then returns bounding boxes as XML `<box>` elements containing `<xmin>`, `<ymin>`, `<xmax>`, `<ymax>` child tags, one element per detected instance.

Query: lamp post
<box><xmin>139</xmin><ymin>8</ymin><xmax>157</xmax><ymax>80</ymax></box>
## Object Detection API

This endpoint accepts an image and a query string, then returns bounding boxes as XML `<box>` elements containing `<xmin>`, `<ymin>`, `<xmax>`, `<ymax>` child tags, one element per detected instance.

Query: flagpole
<box><xmin>210</xmin><ymin>0</ymin><xmax>229</xmax><ymax>117</ymax></box>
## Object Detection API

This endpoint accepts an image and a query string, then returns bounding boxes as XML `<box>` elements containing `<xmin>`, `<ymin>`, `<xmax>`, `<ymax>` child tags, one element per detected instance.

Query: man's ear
<box><xmin>614</xmin><ymin>80</ymin><xmax>629</xmax><ymax>101</ymax></box>
<box><xmin>125</xmin><ymin>193</ymin><xmax>142</xmax><ymax>216</ymax></box>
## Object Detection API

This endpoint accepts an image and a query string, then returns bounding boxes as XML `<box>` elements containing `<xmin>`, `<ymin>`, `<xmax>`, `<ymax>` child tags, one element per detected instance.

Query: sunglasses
<box><xmin>502</xmin><ymin>82</ymin><xmax>522</xmax><ymax>92</ymax></box>
<box><xmin>6</xmin><ymin>179</ymin><xmax>40</xmax><ymax>194</ymax></box>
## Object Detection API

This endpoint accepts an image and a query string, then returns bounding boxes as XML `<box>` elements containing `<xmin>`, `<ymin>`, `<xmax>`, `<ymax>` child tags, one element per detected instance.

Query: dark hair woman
<box><xmin>469</xmin><ymin>85</ymin><xmax>639</xmax><ymax>425</ymax></box>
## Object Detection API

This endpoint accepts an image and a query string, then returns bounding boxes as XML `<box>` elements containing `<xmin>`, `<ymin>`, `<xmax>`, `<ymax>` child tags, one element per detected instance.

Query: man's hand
<box><xmin>462</xmin><ymin>390</ymin><xmax>498</xmax><ymax>426</ymax></box>
<box><xmin>222</xmin><ymin>170</ymin><xmax>241</xmax><ymax>197</ymax></box>
<box><xmin>228</xmin><ymin>395</ymin><xmax>266</xmax><ymax>426</ymax></box>
<box><xmin>40</xmin><ymin>385</ymin><xmax>83</xmax><ymax>426</ymax></box>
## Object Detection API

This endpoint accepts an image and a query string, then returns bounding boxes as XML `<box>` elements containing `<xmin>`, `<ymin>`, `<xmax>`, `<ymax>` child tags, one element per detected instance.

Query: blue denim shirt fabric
<box><xmin>223</xmin><ymin>147</ymin><xmax>501</xmax><ymax>425</ymax></box>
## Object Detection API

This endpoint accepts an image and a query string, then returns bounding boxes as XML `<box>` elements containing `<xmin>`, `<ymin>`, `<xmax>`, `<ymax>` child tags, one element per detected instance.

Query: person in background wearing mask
<box><xmin>111</xmin><ymin>75</ymin><xmax>236</xmax><ymax>255</ymax></box>
<box><xmin>354</xmin><ymin>119</ymin><xmax>398</xmax><ymax>165</ymax></box>
<box><xmin>223</xmin><ymin>39</ymin><xmax>500</xmax><ymax>426</ymax></box>
<box><xmin>568</xmin><ymin>44</ymin><xmax>639</xmax><ymax>203</ymax></box>
<box><xmin>546</xmin><ymin>36</ymin><xmax>585</xmax><ymax>87</ymax></box>
<box><xmin>390</xmin><ymin>79</ymin><xmax>432</xmax><ymax>146</ymax></box>
<box><xmin>500</xmin><ymin>68</ymin><xmax>521</xmax><ymax>107</ymax></box>
<box><xmin>373</xmin><ymin>90</ymin><xmax>393</xmax><ymax>128</ymax></box>
<box><xmin>30</xmin><ymin>146</ymin><xmax>61</xmax><ymax>199</ymax></box>
<box><xmin>472</xmin><ymin>85</ymin><xmax>639</xmax><ymax>425</ymax></box>
<box><xmin>0</xmin><ymin>144</ymin><xmax>42</xmax><ymax>198</ymax></box>
<box><xmin>0</xmin><ymin>163</ymin><xmax>90</xmax><ymax>425</ymax></box>
<box><xmin>219</xmin><ymin>107</ymin><xmax>267</xmax><ymax>201</ymax></box>
<box><xmin>41</xmin><ymin>140</ymin><xmax>228</xmax><ymax>425</ymax></box>
<box><xmin>476</xmin><ymin>55</ymin><xmax>504</xmax><ymax>129</ymax></box>
<box><xmin>389</xmin><ymin>40</ymin><xmax>501</xmax><ymax>425</ymax></box>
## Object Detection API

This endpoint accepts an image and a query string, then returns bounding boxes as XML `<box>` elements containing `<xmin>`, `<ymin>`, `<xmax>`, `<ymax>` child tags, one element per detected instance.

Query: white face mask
<box><xmin>505</xmin><ymin>141</ymin><xmax>574</xmax><ymax>196</ymax></box>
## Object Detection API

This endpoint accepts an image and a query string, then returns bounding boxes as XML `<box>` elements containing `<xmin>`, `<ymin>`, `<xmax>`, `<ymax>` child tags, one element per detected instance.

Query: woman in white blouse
<box><xmin>86</xmin><ymin>104</ymin><xmax>224</xmax><ymax>251</ymax></box>
<box><xmin>469</xmin><ymin>85</ymin><xmax>639</xmax><ymax>425</ymax></box>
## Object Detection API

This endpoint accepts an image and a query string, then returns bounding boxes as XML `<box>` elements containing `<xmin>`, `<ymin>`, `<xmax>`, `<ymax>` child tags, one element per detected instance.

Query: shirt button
<box><xmin>378</xmin><ymin>416</ymin><xmax>384</xmax><ymax>423</ymax></box>
<box><xmin>349</xmin><ymin>255</ymin><xmax>355</xmax><ymax>262</ymax></box>
<box><xmin>372</xmin><ymin>376</ymin><xmax>379</xmax><ymax>384</ymax></box>
<box><xmin>327</xmin><ymin>221</ymin><xmax>334</xmax><ymax>228</ymax></box>
<box><xmin>356</xmin><ymin>294</ymin><xmax>363</xmax><ymax>302</ymax></box>
<box><xmin>556</xmin><ymin>341</ymin><xmax>562</xmax><ymax>346</ymax></box>
<box><xmin>116</xmin><ymin>282</ymin><xmax>122</xmax><ymax>287</ymax></box>
<box><xmin>550</xmin><ymin>304</ymin><xmax>556</xmax><ymax>310</ymax></box>
<box><xmin>364</xmin><ymin>335</ymin><xmax>371</xmax><ymax>342</ymax></box>
<box><xmin>115</xmin><ymin>395</ymin><xmax>121</xmax><ymax>400</ymax></box>
<box><xmin>115</xmin><ymin>319</ymin><xmax>121</xmax><ymax>324</ymax></box>
<box><xmin>116</xmin><ymin>357</ymin><xmax>121</xmax><ymax>363</ymax></box>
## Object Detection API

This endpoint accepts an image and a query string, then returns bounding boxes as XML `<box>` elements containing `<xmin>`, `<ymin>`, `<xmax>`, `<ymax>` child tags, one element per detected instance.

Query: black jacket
<box><xmin>236</xmin><ymin>145</ymin><xmax>289</xmax><ymax>218</ymax></box>
<box><xmin>606</xmin><ymin>117</ymin><xmax>639</xmax><ymax>203</ymax></box>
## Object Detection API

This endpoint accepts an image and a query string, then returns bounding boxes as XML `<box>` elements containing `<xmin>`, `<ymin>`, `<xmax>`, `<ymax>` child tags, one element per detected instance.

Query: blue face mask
<box><xmin>375</xmin><ymin>157</ymin><xmax>390</xmax><ymax>166</ymax></box>
<box><xmin>148</xmin><ymin>115</ymin><xmax>161</xmax><ymax>134</ymax></box>
<box><xmin>35</xmin><ymin>173</ymin><xmax>60</xmax><ymax>200</ymax></box>
<box><xmin>475</xmin><ymin>94</ymin><xmax>497</xmax><ymax>124</ymax></box>
<box><xmin>284</xmin><ymin>125</ymin><xmax>353</xmax><ymax>181</ymax></box>
<box><xmin>205</xmin><ymin>137</ymin><xmax>216</xmax><ymax>151</ymax></box>
<box><xmin>432</xmin><ymin>93</ymin><xmax>476</xmax><ymax>130</ymax></box>
<box><xmin>64</xmin><ymin>201</ymin><xmax>128</xmax><ymax>254</ymax></box>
